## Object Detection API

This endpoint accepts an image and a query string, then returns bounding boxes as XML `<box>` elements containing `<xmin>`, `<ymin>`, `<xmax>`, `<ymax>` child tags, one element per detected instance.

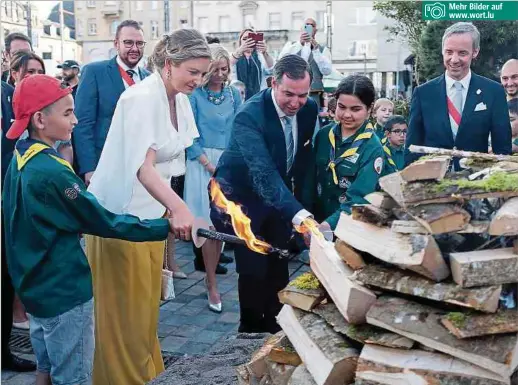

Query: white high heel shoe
<box><xmin>205</xmin><ymin>277</ymin><xmax>222</xmax><ymax>313</ymax></box>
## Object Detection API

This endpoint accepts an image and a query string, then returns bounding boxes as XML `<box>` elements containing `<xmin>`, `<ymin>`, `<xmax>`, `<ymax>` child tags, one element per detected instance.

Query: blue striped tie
<box><xmin>283</xmin><ymin>116</ymin><xmax>294</xmax><ymax>172</ymax></box>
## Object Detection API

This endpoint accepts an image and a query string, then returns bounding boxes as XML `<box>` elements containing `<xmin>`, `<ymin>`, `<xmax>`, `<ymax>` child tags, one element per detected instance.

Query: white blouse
<box><xmin>88</xmin><ymin>72</ymin><xmax>199</xmax><ymax>220</ymax></box>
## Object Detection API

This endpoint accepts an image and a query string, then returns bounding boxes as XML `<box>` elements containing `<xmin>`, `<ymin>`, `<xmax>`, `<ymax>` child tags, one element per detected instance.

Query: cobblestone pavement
<box><xmin>2</xmin><ymin>241</ymin><xmax>309</xmax><ymax>385</ymax></box>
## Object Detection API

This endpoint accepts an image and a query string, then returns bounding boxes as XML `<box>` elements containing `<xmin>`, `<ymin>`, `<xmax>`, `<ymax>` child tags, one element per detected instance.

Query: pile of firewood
<box><xmin>237</xmin><ymin>147</ymin><xmax>518</xmax><ymax>385</ymax></box>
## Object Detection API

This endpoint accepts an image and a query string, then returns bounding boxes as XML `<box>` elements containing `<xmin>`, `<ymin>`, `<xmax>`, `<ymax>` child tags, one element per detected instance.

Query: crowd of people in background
<box><xmin>1</xmin><ymin>17</ymin><xmax>517</xmax><ymax>385</ymax></box>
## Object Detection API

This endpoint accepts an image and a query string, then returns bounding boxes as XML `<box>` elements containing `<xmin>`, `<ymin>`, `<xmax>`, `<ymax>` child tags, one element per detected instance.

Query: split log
<box><xmin>364</xmin><ymin>192</ymin><xmax>397</xmax><ymax>210</ymax></box>
<box><xmin>450</xmin><ymin>248</ymin><xmax>518</xmax><ymax>288</ymax></box>
<box><xmin>379</xmin><ymin>171</ymin><xmax>518</xmax><ymax>206</ymax></box>
<box><xmin>441</xmin><ymin>310</ymin><xmax>518</xmax><ymax>339</ymax></box>
<box><xmin>408</xmin><ymin>144</ymin><xmax>518</xmax><ymax>163</ymax></box>
<box><xmin>334</xmin><ymin>239</ymin><xmax>365</xmax><ymax>270</ymax></box>
<box><xmin>354</xmin><ymin>264</ymin><xmax>501</xmax><ymax>313</ymax></box>
<box><xmin>309</xmin><ymin>236</ymin><xmax>376</xmax><ymax>324</ymax></box>
<box><xmin>277</xmin><ymin>305</ymin><xmax>359</xmax><ymax>385</ymax></box>
<box><xmin>489</xmin><ymin>197</ymin><xmax>518</xmax><ymax>235</ymax></box>
<box><xmin>312</xmin><ymin>303</ymin><xmax>414</xmax><ymax>349</ymax></box>
<box><xmin>335</xmin><ymin>214</ymin><xmax>449</xmax><ymax>281</ymax></box>
<box><xmin>267</xmin><ymin>335</ymin><xmax>302</xmax><ymax>367</ymax></box>
<box><xmin>408</xmin><ymin>204</ymin><xmax>471</xmax><ymax>234</ymax></box>
<box><xmin>351</xmin><ymin>204</ymin><xmax>390</xmax><ymax>226</ymax></box>
<box><xmin>391</xmin><ymin>220</ymin><xmax>489</xmax><ymax>234</ymax></box>
<box><xmin>287</xmin><ymin>365</ymin><xmax>317</xmax><ymax>385</ymax></box>
<box><xmin>355</xmin><ymin>345</ymin><xmax>509</xmax><ymax>385</ymax></box>
<box><xmin>265</xmin><ymin>360</ymin><xmax>297</xmax><ymax>385</ymax></box>
<box><xmin>247</xmin><ymin>333</ymin><xmax>286</xmax><ymax>378</ymax></box>
<box><xmin>366</xmin><ymin>296</ymin><xmax>518</xmax><ymax>378</ymax></box>
<box><xmin>514</xmin><ymin>239</ymin><xmax>518</xmax><ymax>254</ymax></box>
<box><xmin>399</xmin><ymin>155</ymin><xmax>450</xmax><ymax>182</ymax></box>
<box><xmin>278</xmin><ymin>286</ymin><xmax>325</xmax><ymax>312</ymax></box>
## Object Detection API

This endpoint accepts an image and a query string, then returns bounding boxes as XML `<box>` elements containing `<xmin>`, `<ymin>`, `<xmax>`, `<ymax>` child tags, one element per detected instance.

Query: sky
<box><xmin>33</xmin><ymin>0</ymin><xmax>59</xmax><ymax>20</ymax></box>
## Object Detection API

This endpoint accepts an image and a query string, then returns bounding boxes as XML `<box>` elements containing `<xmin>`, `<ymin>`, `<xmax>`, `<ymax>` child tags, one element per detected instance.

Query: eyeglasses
<box><xmin>391</xmin><ymin>129</ymin><xmax>407</xmax><ymax>135</ymax></box>
<box><xmin>121</xmin><ymin>40</ymin><xmax>146</xmax><ymax>49</ymax></box>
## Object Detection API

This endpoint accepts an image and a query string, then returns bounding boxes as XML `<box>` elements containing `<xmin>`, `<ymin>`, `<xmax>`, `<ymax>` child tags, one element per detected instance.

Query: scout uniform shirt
<box><xmin>2</xmin><ymin>138</ymin><xmax>170</xmax><ymax>318</ymax></box>
<box><xmin>373</xmin><ymin>122</ymin><xmax>385</xmax><ymax>140</ymax></box>
<box><xmin>381</xmin><ymin>137</ymin><xmax>405</xmax><ymax>176</ymax></box>
<box><xmin>311</xmin><ymin>121</ymin><xmax>385</xmax><ymax>230</ymax></box>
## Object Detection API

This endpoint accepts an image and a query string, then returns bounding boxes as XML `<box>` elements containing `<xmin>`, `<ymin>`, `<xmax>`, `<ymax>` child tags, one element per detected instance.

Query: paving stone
<box><xmin>173</xmin><ymin>294</ymin><xmax>199</xmax><ymax>304</ymax></box>
<box><xmin>205</xmin><ymin>322</ymin><xmax>239</xmax><ymax>333</ymax></box>
<box><xmin>176</xmin><ymin>342</ymin><xmax>212</xmax><ymax>355</ymax></box>
<box><xmin>193</xmin><ymin>330</ymin><xmax>225</xmax><ymax>344</ymax></box>
<box><xmin>218</xmin><ymin>283</ymin><xmax>236</xmax><ymax>294</ymax></box>
<box><xmin>158</xmin><ymin>324</ymin><xmax>177</xmax><ymax>338</ymax></box>
<box><xmin>169</xmin><ymin>324</ymin><xmax>204</xmax><ymax>338</ymax></box>
<box><xmin>1</xmin><ymin>370</ymin><xmax>19</xmax><ymax>381</ymax></box>
<box><xmin>187</xmin><ymin>271</ymin><xmax>206</xmax><ymax>280</ymax></box>
<box><xmin>160</xmin><ymin>314</ymin><xmax>194</xmax><ymax>327</ymax></box>
<box><xmin>222</xmin><ymin>300</ymin><xmax>241</xmax><ymax>311</ymax></box>
<box><xmin>182</xmin><ymin>285</ymin><xmax>207</xmax><ymax>296</ymax></box>
<box><xmin>159</xmin><ymin>310</ymin><xmax>176</xmax><ymax>323</ymax></box>
<box><xmin>186</xmin><ymin>313</ymin><xmax>220</xmax><ymax>327</ymax></box>
<box><xmin>186</xmin><ymin>298</ymin><xmax>211</xmax><ymax>308</ymax></box>
<box><xmin>160</xmin><ymin>336</ymin><xmax>188</xmax><ymax>353</ymax></box>
<box><xmin>160</xmin><ymin>301</ymin><xmax>186</xmax><ymax>312</ymax></box>
<box><xmin>218</xmin><ymin>312</ymin><xmax>240</xmax><ymax>324</ymax></box>
<box><xmin>174</xmin><ymin>305</ymin><xmax>204</xmax><ymax>317</ymax></box>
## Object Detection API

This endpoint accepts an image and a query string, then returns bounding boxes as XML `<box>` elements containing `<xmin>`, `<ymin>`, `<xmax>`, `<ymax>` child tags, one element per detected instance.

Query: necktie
<box><xmin>283</xmin><ymin>116</ymin><xmax>294</xmax><ymax>172</ymax></box>
<box><xmin>126</xmin><ymin>69</ymin><xmax>136</xmax><ymax>79</ymax></box>
<box><xmin>451</xmin><ymin>81</ymin><xmax>463</xmax><ymax>137</ymax></box>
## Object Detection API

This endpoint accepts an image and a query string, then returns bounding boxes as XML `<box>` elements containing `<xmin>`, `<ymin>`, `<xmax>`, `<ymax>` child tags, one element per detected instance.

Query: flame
<box><xmin>294</xmin><ymin>217</ymin><xmax>325</xmax><ymax>240</ymax></box>
<box><xmin>210</xmin><ymin>179</ymin><xmax>272</xmax><ymax>255</ymax></box>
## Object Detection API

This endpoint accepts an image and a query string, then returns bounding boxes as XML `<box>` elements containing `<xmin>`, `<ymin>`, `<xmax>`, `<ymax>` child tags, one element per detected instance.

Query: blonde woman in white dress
<box><xmin>85</xmin><ymin>29</ymin><xmax>212</xmax><ymax>385</ymax></box>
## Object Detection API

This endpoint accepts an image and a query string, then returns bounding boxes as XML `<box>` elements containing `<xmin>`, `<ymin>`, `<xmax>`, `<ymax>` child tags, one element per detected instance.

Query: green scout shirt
<box><xmin>373</xmin><ymin>122</ymin><xmax>385</xmax><ymax>140</ymax></box>
<box><xmin>310</xmin><ymin>121</ymin><xmax>385</xmax><ymax>230</ymax></box>
<box><xmin>381</xmin><ymin>141</ymin><xmax>405</xmax><ymax>176</ymax></box>
<box><xmin>2</xmin><ymin>139</ymin><xmax>170</xmax><ymax>318</ymax></box>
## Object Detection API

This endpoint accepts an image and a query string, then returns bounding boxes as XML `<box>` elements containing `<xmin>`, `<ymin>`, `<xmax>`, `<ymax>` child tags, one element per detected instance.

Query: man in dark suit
<box><xmin>406</xmin><ymin>22</ymin><xmax>512</xmax><ymax>165</ymax></box>
<box><xmin>210</xmin><ymin>55</ymin><xmax>318</xmax><ymax>333</ymax></box>
<box><xmin>1</xmin><ymin>81</ymin><xmax>36</xmax><ymax>372</ymax></box>
<box><xmin>74</xmin><ymin>19</ymin><xmax>150</xmax><ymax>184</ymax></box>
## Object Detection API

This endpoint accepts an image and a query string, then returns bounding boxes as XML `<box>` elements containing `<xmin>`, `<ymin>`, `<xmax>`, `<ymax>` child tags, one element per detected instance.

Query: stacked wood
<box><xmin>242</xmin><ymin>147</ymin><xmax>518</xmax><ymax>385</ymax></box>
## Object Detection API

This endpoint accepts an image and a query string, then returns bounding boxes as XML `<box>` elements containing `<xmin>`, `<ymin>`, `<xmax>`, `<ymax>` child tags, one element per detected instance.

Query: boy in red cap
<box><xmin>2</xmin><ymin>74</ymin><xmax>178</xmax><ymax>385</ymax></box>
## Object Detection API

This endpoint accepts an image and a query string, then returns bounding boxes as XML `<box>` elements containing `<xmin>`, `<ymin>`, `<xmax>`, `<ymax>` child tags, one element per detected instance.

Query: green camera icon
<box><xmin>424</xmin><ymin>2</ymin><xmax>446</xmax><ymax>19</ymax></box>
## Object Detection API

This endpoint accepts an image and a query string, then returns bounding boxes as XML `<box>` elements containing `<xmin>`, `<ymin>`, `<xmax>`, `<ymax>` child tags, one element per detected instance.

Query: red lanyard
<box><xmin>118</xmin><ymin>66</ymin><xmax>136</xmax><ymax>86</ymax></box>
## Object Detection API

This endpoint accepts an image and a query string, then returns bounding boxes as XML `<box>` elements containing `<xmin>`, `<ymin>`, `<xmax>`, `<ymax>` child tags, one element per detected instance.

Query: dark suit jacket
<box><xmin>406</xmin><ymin>72</ymin><xmax>512</xmax><ymax>165</ymax></box>
<box><xmin>1</xmin><ymin>81</ymin><xmax>16</xmax><ymax>185</ymax></box>
<box><xmin>73</xmin><ymin>56</ymin><xmax>150</xmax><ymax>175</ymax></box>
<box><xmin>212</xmin><ymin>89</ymin><xmax>318</xmax><ymax>276</ymax></box>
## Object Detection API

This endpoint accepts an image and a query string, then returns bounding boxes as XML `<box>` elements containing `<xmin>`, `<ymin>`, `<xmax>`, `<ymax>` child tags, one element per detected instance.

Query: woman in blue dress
<box><xmin>184</xmin><ymin>44</ymin><xmax>242</xmax><ymax>313</ymax></box>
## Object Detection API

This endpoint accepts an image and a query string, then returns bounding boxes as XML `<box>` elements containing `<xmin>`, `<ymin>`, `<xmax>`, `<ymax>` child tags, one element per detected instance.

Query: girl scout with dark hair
<box><xmin>304</xmin><ymin>75</ymin><xmax>385</xmax><ymax>231</ymax></box>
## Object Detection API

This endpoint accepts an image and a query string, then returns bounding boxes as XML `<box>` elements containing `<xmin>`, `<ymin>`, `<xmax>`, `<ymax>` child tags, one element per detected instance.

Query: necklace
<box><xmin>206</xmin><ymin>85</ymin><xmax>226</xmax><ymax>105</ymax></box>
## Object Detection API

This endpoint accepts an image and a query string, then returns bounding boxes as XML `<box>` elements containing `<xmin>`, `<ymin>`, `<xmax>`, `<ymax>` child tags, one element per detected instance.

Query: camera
<box><xmin>424</xmin><ymin>2</ymin><xmax>446</xmax><ymax>19</ymax></box>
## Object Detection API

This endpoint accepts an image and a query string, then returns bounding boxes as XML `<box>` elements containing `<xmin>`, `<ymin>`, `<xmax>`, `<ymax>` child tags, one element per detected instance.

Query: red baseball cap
<box><xmin>6</xmin><ymin>74</ymin><xmax>72</xmax><ymax>140</ymax></box>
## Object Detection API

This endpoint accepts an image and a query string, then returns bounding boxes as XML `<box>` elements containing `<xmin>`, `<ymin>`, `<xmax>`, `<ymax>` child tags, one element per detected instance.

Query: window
<box><xmin>135</xmin><ymin>1</ymin><xmax>143</xmax><ymax>11</ymax></box>
<box><xmin>219</xmin><ymin>16</ymin><xmax>230</xmax><ymax>32</ymax></box>
<box><xmin>268</xmin><ymin>12</ymin><xmax>281</xmax><ymax>29</ymax></box>
<box><xmin>86</xmin><ymin>0</ymin><xmax>96</xmax><ymax>8</ymax></box>
<box><xmin>352</xmin><ymin>7</ymin><xmax>376</xmax><ymax>25</ymax></box>
<box><xmin>151</xmin><ymin>1</ymin><xmax>158</xmax><ymax>10</ymax></box>
<box><xmin>110</xmin><ymin>20</ymin><xmax>119</xmax><ymax>36</ymax></box>
<box><xmin>42</xmin><ymin>52</ymin><xmax>52</xmax><ymax>60</ymax></box>
<box><xmin>151</xmin><ymin>21</ymin><xmax>159</xmax><ymax>39</ymax></box>
<box><xmin>291</xmin><ymin>11</ymin><xmax>304</xmax><ymax>30</ymax></box>
<box><xmin>88</xmin><ymin>18</ymin><xmax>97</xmax><ymax>35</ymax></box>
<box><xmin>316</xmin><ymin>11</ymin><xmax>326</xmax><ymax>29</ymax></box>
<box><xmin>197</xmin><ymin>17</ymin><xmax>209</xmax><ymax>33</ymax></box>
<box><xmin>77</xmin><ymin>20</ymin><xmax>84</xmax><ymax>36</ymax></box>
<box><xmin>348</xmin><ymin>40</ymin><xmax>377</xmax><ymax>57</ymax></box>
<box><xmin>104</xmin><ymin>1</ymin><xmax>116</xmax><ymax>5</ymax></box>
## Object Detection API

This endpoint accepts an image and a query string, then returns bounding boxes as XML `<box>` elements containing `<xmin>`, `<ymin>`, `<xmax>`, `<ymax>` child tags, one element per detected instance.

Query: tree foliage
<box><xmin>419</xmin><ymin>20</ymin><xmax>518</xmax><ymax>81</ymax></box>
<box><xmin>374</xmin><ymin>1</ymin><xmax>518</xmax><ymax>83</ymax></box>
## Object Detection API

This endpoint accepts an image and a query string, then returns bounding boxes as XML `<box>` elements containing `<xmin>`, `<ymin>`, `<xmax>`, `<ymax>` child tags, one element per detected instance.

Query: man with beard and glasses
<box><xmin>57</xmin><ymin>60</ymin><xmax>81</xmax><ymax>98</ymax></box>
<box><xmin>74</xmin><ymin>19</ymin><xmax>149</xmax><ymax>185</ymax></box>
<box><xmin>406</xmin><ymin>22</ymin><xmax>511</xmax><ymax>167</ymax></box>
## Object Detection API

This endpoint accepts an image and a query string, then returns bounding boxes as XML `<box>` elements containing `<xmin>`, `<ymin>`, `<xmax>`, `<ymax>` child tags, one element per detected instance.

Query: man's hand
<box><xmin>255</xmin><ymin>40</ymin><xmax>267</xmax><ymax>54</ymax></box>
<box><xmin>168</xmin><ymin>203</ymin><xmax>194</xmax><ymax>241</ymax></box>
<box><xmin>300</xmin><ymin>32</ymin><xmax>311</xmax><ymax>45</ymax></box>
<box><xmin>84</xmin><ymin>171</ymin><xmax>94</xmax><ymax>186</ymax></box>
<box><xmin>311</xmin><ymin>39</ymin><xmax>319</xmax><ymax>50</ymax></box>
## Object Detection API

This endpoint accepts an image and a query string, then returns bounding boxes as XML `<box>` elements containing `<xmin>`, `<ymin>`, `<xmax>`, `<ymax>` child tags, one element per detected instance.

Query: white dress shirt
<box><xmin>279</xmin><ymin>41</ymin><xmax>333</xmax><ymax>77</ymax></box>
<box><xmin>270</xmin><ymin>92</ymin><xmax>312</xmax><ymax>226</ymax></box>
<box><xmin>445</xmin><ymin>70</ymin><xmax>471</xmax><ymax>131</ymax></box>
<box><xmin>116</xmin><ymin>56</ymin><xmax>142</xmax><ymax>88</ymax></box>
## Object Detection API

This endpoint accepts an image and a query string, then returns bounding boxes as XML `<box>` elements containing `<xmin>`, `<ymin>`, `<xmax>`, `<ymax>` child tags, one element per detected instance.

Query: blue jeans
<box><xmin>28</xmin><ymin>299</ymin><xmax>94</xmax><ymax>385</ymax></box>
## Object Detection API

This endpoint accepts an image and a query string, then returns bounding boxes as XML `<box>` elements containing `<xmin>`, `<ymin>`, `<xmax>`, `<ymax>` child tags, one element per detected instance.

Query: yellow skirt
<box><xmin>86</xmin><ymin>235</ymin><xmax>166</xmax><ymax>385</ymax></box>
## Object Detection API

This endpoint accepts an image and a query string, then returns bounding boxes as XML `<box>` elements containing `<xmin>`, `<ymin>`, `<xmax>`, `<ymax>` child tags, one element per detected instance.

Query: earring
<box><xmin>166</xmin><ymin>70</ymin><xmax>171</xmax><ymax>79</ymax></box>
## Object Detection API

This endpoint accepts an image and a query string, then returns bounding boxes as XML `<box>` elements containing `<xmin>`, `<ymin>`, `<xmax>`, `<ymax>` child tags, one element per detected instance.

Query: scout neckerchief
<box><xmin>382</xmin><ymin>142</ymin><xmax>398</xmax><ymax>169</ymax></box>
<box><xmin>327</xmin><ymin>121</ymin><xmax>373</xmax><ymax>185</ymax></box>
<box><xmin>15</xmin><ymin>139</ymin><xmax>74</xmax><ymax>172</ymax></box>
<box><xmin>118</xmin><ymin>66</ymin><xmax>136</xmax><ymax>87</ymax></box>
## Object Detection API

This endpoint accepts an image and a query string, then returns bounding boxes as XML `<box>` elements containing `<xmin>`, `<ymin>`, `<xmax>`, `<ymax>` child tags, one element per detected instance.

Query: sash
<box><xmin>118</xmin><ymin>66</ymin><xmax>136</xmax><ymax>87</ymax></box>
<box><xmin>327</xmin><ymin>122</ymin><xmax>374</xmax><ymax>185</ymax></box>
<box><xmin>447</xmin><ymin>96</ymin><xmax>462</xmax><ymax>126</ymax></box>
